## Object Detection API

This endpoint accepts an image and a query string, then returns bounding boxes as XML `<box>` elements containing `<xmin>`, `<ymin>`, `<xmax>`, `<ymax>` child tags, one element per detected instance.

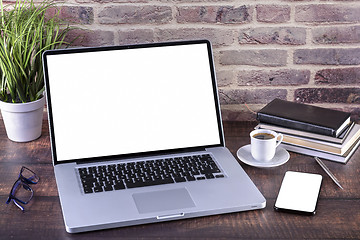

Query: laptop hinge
<box><xmin>75</xmin><ymin>147</ymin><xmax>207</xmax><ymax>165</ymax></box>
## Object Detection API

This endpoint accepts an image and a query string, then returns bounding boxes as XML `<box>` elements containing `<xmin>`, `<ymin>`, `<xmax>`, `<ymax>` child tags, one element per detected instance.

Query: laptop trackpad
<box><xmin>133</xmin><ymin>188</ymin><xmax>196</xmax><ymax>214</ymax></box>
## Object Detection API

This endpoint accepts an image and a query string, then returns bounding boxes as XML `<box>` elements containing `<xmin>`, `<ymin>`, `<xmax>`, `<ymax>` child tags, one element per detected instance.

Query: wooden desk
<box><xmin>0</xmin><ymin>121</ymin><xmax>359</xmax><ymax>239</ymax></box>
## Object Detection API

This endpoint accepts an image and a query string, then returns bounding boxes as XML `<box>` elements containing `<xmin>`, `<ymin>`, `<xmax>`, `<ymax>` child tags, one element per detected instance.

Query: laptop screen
<box><xmin>43</xmin><ymin>40</ymin><xmax>223</xmax><ymax>163</ymax></box>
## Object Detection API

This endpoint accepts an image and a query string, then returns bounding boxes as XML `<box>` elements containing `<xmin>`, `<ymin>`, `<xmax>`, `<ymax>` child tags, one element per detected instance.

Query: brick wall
<box><xmin>50</xmin><ymin>0</ymin><xmax>360</xmax><ymax>122</ymax></box>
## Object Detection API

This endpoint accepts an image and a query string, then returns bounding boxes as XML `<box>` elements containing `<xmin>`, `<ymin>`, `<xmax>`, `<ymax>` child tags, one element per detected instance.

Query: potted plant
<box><xmin>0</xmin><ymin>0</ymin><xmax>72</xmax><ymax>142</ymax></box>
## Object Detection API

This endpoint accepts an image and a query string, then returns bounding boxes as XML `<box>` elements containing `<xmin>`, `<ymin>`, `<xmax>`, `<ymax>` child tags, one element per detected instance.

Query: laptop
<box><xmin>42</xmin><ymin>39</ymin><xmax>266</xmax><ymax>233</ymax></box>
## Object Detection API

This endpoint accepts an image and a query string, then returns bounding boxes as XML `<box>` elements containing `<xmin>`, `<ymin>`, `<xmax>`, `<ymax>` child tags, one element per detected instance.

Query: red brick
<box><xmin>239</xmin><ymin>27</ymin><xmax>306</xmax><ymax>45</ymax></box>
<box><xmin>217</xmin><ymin>5</ymin><xmax>252</xmax><ymax>23</ymax></box>
<box><xmin>295</xmin><ymin>88</ymin><xmax>360</xmax><ymax>104</ymax></box>
<box><xmin>256</xmin><ymin>5</ymin><xmax>290</xmax><ymax>23</ymax></box>
<box><xmin>118</xmin><ymin>29</ymin><xmax>155</xmax><ymax>45</ymax></box>
<box><xmin>76</xmin><ymin>0</ymin><xmax>145</xmax><ymax>2</ymax></box>
<box><xmin>177</xmin><ymin>6</ymin><xmax>218</xmax><ymax>23</ymax></box>
<box><xmin>219</xmin><ymin>89</ymin><xmax>287</xmax><ymax>104</ymax></box>
<box><xmin>312</xmin><ymin>26</ymin><xmax>360</xmax><ymax>44</ymax></box>
<box><xmin>177</xmin><ymin>5</ymin><xmax>251</xmax><ymax>24</ymax></box>
<box><xmin>295</xmin><ymin>5</ymin><xmax>360</xmax><ymax>23</ymax></box>
<box><xmin>294</xmin><ymin>48</ymin><xmax>360</xmax><ymax>65</ymax></box>
<box><xmin>65</xmin><ymin>29</ymin><xmax>114</xmax><ymax>47</ymax></box>
<box><xmin>221</xmin><ymin>107</ymin><xmax>262</xmax><ymax>122</ymax></box>
<box><xmin>98</xmin><ymin>6</ymin><xmax>172</xmax><ymax>24</ymax></box>
<box><xmin>237</xmin><ymin>69</ymin><xmax>310</xmax><ymax>86</ymax></box>
<box><xmin>5</xmin><ymin>0</ymin><xmax>59</xmax><ymax>3</ymax></box>
<box><xmin>315</xmin><ymin>67</ymin><xmax>360</xmax><ymax>85</ymax></box>
<box><xmin>156</xmin><ymin>28</ymin><xmax>233</xmax><ymax>46</ymax></box>
<box><xmin>219</xmin><ymin>50</ymin><xmax>287</xmax><ymax>67</ymax></box>
<box><xmin>216</xmin><ymin>71</ymin><xmax>234</xmax><ymax>87</ymax></box>
<box><xmin>47</xmin><ymin>6</ymin><xmax>94</xmax><ymax>25</ymax></box>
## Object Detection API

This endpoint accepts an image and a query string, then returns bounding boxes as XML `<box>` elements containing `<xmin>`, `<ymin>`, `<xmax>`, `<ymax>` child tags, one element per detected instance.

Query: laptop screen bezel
<box><xmin>42</xmin><ymin>40</ymin><xmax>225</xmax><ymax>165</ymax></box>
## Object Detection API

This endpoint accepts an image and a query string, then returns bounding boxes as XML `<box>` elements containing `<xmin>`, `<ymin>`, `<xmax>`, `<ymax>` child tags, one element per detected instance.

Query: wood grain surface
<box><xmin>0</xmin><ymin>120</ymin><xmax>359</xmax><ymax>239</ymax></box>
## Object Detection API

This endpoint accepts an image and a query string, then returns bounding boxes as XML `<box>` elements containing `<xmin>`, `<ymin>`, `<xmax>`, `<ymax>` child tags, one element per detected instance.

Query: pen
<box><xmin>314</xmin><ymin>157</ymin><xmax>343</xmax><ymax>190</ymax></box>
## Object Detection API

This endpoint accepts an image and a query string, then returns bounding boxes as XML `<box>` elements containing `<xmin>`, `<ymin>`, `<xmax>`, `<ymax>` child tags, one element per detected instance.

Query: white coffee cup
<box><xmin>250</xmin><ymin>129</ymin><xmax>283</xmax><ymax>162</ymax></box>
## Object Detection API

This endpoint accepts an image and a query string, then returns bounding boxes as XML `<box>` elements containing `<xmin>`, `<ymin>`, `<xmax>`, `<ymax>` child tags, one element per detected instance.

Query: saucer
<box><xmin>236</xmin><ymin>145</ymin><xmax>290</xmax><ymax>168</ymax></box>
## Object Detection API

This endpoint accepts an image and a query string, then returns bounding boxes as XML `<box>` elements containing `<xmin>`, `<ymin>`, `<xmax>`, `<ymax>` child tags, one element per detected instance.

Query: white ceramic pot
<box><xmin>0</xmin><ymin>96</ymin><xmax>45</xmax><ymax>142</ymax></box>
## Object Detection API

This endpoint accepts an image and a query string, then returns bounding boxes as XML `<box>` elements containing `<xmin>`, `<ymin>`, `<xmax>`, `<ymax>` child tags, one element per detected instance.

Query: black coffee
<box><xmin>253</xmin><ymin>133</ymin><xmax>275</xmax><ymax>140</ymax></box>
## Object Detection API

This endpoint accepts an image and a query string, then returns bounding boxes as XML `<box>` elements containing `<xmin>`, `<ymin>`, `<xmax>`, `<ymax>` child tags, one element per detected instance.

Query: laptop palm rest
<box><xmin>133</xmin><ymin>188</ymin><xmax>196</xmax><ymax>214</ymax></box>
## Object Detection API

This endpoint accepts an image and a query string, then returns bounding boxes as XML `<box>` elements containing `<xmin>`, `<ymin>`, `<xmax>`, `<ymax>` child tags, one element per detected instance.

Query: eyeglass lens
<box><xmin>20</xmin><ymin>167</ymin><xmax>40</xmax><ymax>184</ymax></box>
<box><xmin>11</xmin><ymin>180</ymin><xmax>33</xmax><ymax>204</ymax></box>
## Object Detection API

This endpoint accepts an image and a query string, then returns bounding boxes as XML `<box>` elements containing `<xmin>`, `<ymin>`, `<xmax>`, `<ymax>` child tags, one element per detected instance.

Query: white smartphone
<box><xmin>274</xmin><ymin>171</ymin><xmax>322</xmax><ymax>215</ymax></box>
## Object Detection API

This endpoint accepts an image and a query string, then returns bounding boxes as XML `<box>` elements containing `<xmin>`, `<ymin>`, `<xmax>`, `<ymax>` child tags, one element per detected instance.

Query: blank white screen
<box><xmin>46</xmin><ymin>43</ymin><xmax>221</xmax><ymax>161</ymax></box>
<box><xmin>275</xmin><ymin>171</ymin><xmax>322</xmax><ymax>213</ymax></box>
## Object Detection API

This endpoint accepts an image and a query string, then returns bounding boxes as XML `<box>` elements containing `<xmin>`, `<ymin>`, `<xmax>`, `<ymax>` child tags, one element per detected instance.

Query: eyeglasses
<box><xmin>6</xmin><ymin>166</ymin><xmax>40</xmax><ymax>212</ymax></box>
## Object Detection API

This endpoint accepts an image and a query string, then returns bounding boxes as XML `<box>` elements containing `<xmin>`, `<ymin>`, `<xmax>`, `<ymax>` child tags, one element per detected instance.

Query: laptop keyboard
<box><xmin>78</xmin><ymin>154</ymin><xmax>224</xmax><ymax>194</ymax></box>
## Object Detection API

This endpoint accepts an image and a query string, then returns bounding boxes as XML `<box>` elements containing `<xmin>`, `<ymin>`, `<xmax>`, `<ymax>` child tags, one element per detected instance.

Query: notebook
<box><xmin>257</xmin><ymin>98</ymin><xmax>351</xmax><ymax>137</ymax></box>
<box><xmin>42</xmin><ymin>40</ymin><xmax>266</xmax><ymax>233</ymax></box>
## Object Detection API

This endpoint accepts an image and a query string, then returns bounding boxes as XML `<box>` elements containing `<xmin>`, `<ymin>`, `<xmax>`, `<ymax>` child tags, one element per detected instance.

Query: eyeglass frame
<box><xmin>6</xmin><ymin>166</ymin><xmax>40</xmax><ymax>212</ymax></box>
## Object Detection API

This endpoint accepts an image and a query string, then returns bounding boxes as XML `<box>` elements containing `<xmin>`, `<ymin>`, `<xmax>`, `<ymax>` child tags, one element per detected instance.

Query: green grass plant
<box><xmin>0</xmin><ymin>0</ymin><xmax>71</xmax><ymax>103</ymax></box>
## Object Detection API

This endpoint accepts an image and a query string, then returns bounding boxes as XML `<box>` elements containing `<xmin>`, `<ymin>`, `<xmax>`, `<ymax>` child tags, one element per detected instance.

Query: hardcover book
<box><xmin>257</xmin><ymin>99</ymin><xmax>351</xmax><ymax>137</ymax></box>
<box><xmin>280</xmin><ymin>124</ymin><xmax>360</xmax><ymax>155</ymax></box>
<box><xmin>280</xmin><ymin>137</ymin><xmax>360</xmax><ymax>164</ymax></box>
<box><xmin>257</xmin><ymin>122</ymin><xmax>354</xmax><ymax>144</ymax></box>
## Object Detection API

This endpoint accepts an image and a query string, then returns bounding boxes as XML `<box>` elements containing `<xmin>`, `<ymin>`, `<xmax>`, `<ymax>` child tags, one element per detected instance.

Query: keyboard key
<box><xmin>186</xmin><ymin>176</ymin><xmax>196</xmax><ymax>181</ymax></box>
<box><xmin>174</xmin><ymin>177</ymin><xmax>186</xmax><ymax>183</ymax></box>
<box><xmin>153</xmin><ymin>177</ymin><xmax>174</xmax><ymax>185</ymax></box>
<box><xmin>94</xmin><ymin>186</ymin><xmax>103</xmax><ymax>192</ymax></box>
<box><xmin>126</xmin><ymin>182</ymin><xmax>146</xmax><ymax>188</ymax></box>
<box><xmin>196</xmin><ymin>176</ymin><xmax>206</xmax><ymax>180</ymax></box>
<box><xmin>114</xmin><ymin>182</ymin><xmax>126</xmax><ymax>190</ymax></box>
<box><xmin>84</xmin><ymin>188</ymin><xmax>93</xmax><ymax>194</ymax></box>
<box><xmin>205</xmin><ymin>174</ymin><xmax>215</xmax><ymax>179</ymax></box>
<box><xmin>104</xmin><ymin>184</ymin><xmax>113</xmax><ymax>191</ymax></box>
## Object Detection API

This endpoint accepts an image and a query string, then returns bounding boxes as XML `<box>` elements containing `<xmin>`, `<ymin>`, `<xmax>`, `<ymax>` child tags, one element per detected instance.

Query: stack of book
<box><xmin>256</xmin><ymin>99</ymin><xmax>360</xmax><ymax>163</ymax></box>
